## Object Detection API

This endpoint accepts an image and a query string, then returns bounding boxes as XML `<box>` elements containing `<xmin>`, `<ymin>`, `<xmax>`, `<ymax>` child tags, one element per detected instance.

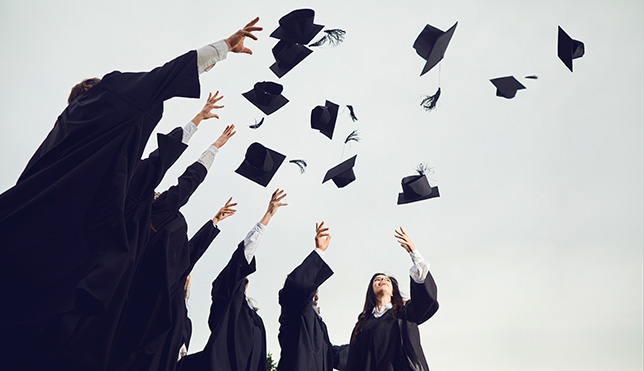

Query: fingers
<box><xmin>244</xmin><ymin>17</ymin><xmax>260</xmax><ymax>29</ymax></box>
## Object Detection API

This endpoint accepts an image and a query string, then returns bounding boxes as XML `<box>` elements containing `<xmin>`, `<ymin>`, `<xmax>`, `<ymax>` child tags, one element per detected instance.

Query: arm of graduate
<box><xmin>332</xmin><ymin>344</ymin><xmax>350</xmax><ymax>371</ymax></box>
<box><xmin>395</xmin><ymin>227</ymin><xmax>439</xmax><ymax>325</ymax></box>
<box><xmin>279</xmin><ymin>222</ymin><xmax>333</xmax><ymax>315</ymax></box>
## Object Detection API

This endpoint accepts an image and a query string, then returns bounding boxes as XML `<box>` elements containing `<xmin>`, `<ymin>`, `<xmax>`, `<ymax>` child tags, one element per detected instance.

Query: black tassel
<box><xmin>347</xmin><ymin>105</ymin><xmax>358</xmax><ymax>122</ymax></box>
<box><xmin>249</xmin><ymin>117</ymin><xmax>265</xmax><ymax>129</ymax></box>
<box><xmin>344</xmin><ymin>129</ymin><xmax>361</xmax><ymax>144</ymax></box>
<box><xmin>524</xmin><ymin>75</ymin><xmax>539</xmax><ymax>79</ymax></box>
<box><xmin>309</xmin><ymin>29</ymin><xmax>346</xmax><ymax>47</ymax></box>
<box><xmin>415</xmin><ymin>163</ymin><xmax>434</xmax><ymax>177</ymax></box>
<box><xmin>289</xmin><ymin>159</ymin><xmax>308</xmax><ymax>174</ymax></box>
<box><xmin>420</xmin><ymin>87</ymin><xmax>441</xmax><ymax>111</ymax></box>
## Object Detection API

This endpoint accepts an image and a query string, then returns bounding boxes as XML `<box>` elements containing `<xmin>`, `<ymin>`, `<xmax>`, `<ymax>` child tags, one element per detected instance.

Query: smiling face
<box><xmin>372</xmin><ymin>274</ymin><xmax>393</xmax><ymax>298</ymax></box>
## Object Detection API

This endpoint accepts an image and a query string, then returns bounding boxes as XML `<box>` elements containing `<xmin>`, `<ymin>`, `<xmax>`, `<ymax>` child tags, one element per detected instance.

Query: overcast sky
<box><xmin>1</xmin><ymin>0</ymin><xmax>642</xmax><ymax>369</ymax></box>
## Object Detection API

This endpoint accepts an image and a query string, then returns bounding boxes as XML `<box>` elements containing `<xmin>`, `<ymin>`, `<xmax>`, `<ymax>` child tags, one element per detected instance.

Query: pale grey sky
<box><xmin>1</xmin><ymin>0</ymin><xmax>642</xmax><ymax>369</ymax></box>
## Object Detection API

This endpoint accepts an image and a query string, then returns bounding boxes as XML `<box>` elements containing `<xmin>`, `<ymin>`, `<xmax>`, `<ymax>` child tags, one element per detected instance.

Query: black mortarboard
<box><xmin>397</xmin><ymin>174</ymin><xmax>440</xmax><ymax>204</ymax></box>
<box><xmin>490</xmin><ymin>76</ymin><xmax>526</xmax><ymax>99</ymax></box>
<box><xmin>310</xmin><ymin>100</ymin><xmax>339</xmax><ymax>140</ymax></box>
<box><xmin>269</xmin><ymin>41</ymin><xmax>313</xmax><ymax>78</ymax></box>
<box><xmin>558</xmin><ymin>26</ymin><xmax>585</xmax><ymax>72</ymax></box>
<box><xmin>413</xmin><ymin>22</ymin><xmax>458</xmax><ymax>76</ymax></box>
<box><xmin>270</xmin><ymin>9</ymin><xmax>324</xmax><ymax>44</ymax></box>
<box><xmin>235</xmin><ymin>142</ymin><xmax>286</xmax><ymax>187</ymax></box>
<box><xmin>242</xmin><ymin>81</ymin><xmax>289</xmax><ymax>115</ymax></box>
<box><xmin>322</xmin><ymin>155</ymin><xmax>357</xmax><ymax>188</ymax></box>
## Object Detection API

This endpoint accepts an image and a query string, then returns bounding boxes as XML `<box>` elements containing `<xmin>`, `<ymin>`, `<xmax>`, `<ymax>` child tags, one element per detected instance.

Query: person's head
<box><xmin>352</xmin><ymin>273</ymin><xmax>405</xmax><ymax>341</ymax></box>
<box><xmin>68</xmin><ymin>78</ymin><xmax>101</xmax><ymax>104</ymax></box>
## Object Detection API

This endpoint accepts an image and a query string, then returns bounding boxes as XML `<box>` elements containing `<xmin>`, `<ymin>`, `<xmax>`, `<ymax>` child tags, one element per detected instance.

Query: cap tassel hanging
<box><xmin>346</xmin><ymin>105</ymin><xmax>358</xmax><ymax>122</ymax></box>
<box><xmin>416</xmin><ymin>162</ymin><xmax>434</xmax><ymax>177</ymax></box>
<box><xmin>344</xmin><ymin>129</ymin><xmax>361</xmax><ymax>144</ymax></box>
<box><xmin>249</xmin><ymin>117</ymin><xmax>265</xmax><ymax>129</ymax></box>
<box><xmin>289</xmin><ymin>159</ymin><xmax>308</xmax><ymax>174</ymax></box>
<box><xmin>420</xmin><ymin>87</ymin><xmax>441</xmax><ymax>111</ymax></box>
<box><xmin>309</xmin><ymin>29</ymin><xmax>346</xmax><ymax>47</ymax></box>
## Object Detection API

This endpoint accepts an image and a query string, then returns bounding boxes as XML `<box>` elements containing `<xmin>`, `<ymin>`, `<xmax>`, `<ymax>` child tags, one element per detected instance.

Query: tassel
<box><xmin>420</xmin><ymin>87</ymin><xmax>441</xmax><ymax>111</ymax></box>
<box><xmin>248</xmin><ymin>117</ymin><xmax>265</xmax><ymax>129</ymax></box>
<box><xmin>309</xmin><ymin>29</ymin><xmax>346</xmax><ymax>47</ymax></box>
<box><xmin>289</xmin><ymin>159</ymin><xmax>308</xmax><ymax>174</ymax></box>
<box><xmin>415</xmin><ymin>163</ymin><xmax>434</xmax><ymax>177</ymax></box>
<box><xmin>524</xmin><ymin>75</ymin><xmax>539</xmax><ymax>79</ymax></box>
<box><xmin>344</xmin><ymin>129</ymin><xmax>361</xmax><ymax>144</ymax></box>
<box><xmin>347</xmin><ymin>105</ymin><xmax>358</xmax><ymax>122</ymax></box>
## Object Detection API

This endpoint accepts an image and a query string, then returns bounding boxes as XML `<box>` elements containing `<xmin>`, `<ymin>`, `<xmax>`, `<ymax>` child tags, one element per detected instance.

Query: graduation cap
<box><xmin>235</xmin><ymin>142</ymin><xmax>286</xmax><ymax>187</ymax></box>
<box><xmin>413</xmin><ymin>22</ymin><xmax>458</xmax><ymax>76</ymax></box>
<box><xmin>490</xmin><ymin>76</ymin><xmax>526</xmax><ymax>99</ymax></box>
<box><xmin>397</xmin><ymin>174</ymin><xmax>440</xmax><ymax>205</ymax></box>
<box><xmin>311</xmin><ymin>100</ymin><xmax>339</xmax><ymax>140</ymax></box>
<box><xmin>271</xmin><ymin>9</ymin><xmax>324</xmax><ymax>44</ymax></box>
<box><xmin>323</xmin><ymin>155</ymin><xmax>357</xmax><ymax>188</ymax></box>
<box><xmin>558</xmin><ymin>26</ymin><xmax>585</xmax><ymax>72</ymax></box>
<box><xmin>270</xmin><ymin>41</ymin><xmax>313</xmax><ymax>78</ymax></box>
<box><xmin>242</xmin><ymin>81</ymin><xmax>289</xmax><ymax>115</ymax></box>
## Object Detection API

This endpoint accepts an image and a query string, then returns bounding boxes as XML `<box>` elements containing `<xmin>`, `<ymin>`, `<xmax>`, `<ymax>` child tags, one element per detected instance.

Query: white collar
<box><xmin>372</xmin><ymin>302</ymin><xmax>393</xmax><ymax>318</ymax></box>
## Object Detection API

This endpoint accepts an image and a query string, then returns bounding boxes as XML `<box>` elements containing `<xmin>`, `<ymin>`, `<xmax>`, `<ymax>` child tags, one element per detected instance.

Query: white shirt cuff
<box><xmin>314</xmin><ymin>248</ymin><xmax>326</xmax><ymax>259</ymax></box>
<box><xmin>182</xmin><ymin>121</ymin><xmax>198</xmax><ymax>144</ymax></box>
<box><xmin>196</xmin><ymin>39</ymin><xmax>229</xmax><ymax>74</ymax></box>
<box><xmin>243</xmin><ymin>222</ymin><xmax>266</xmax><ymax>264</ymax></box>
<box><xmin>409</xmin><ymin>249</ymin><xmax>429</xmax><ymax>284</ymax></box>
<box><xmin>196</xmin><ymin>145</ymin><xmax>219</xmax><ymax>171</ymax></box>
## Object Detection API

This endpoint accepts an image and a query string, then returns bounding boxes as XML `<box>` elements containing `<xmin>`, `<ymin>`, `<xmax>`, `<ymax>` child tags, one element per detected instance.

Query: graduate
<box><xmin>0</xmin><ymin>18</ymin><xmax>262</xmax><ymax>369</ymax></box>
<box><xmin>179</xmin><ymin>189</ymin><xmax>288</xmax><ymax>371</ymax></box>
<box><xmin>346</xmin><ymin>228</ymin><xmax>439</xmax><ymax>371</ymax></box>
<box><xmin>277</xmin><ymin>222</ymin><xmax>349</xmax><ymax>371</ymax></box>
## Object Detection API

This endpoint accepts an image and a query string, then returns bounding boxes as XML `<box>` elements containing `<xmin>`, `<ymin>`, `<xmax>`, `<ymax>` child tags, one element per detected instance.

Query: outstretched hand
<box><xmin>315</xmin><ymin>222</ymin><xmax>331</xmax><ymax>252</ymax></box>
<box><xmin>260</xmin><ymin>189</ymin><xmax>287</xmax><ymax>226</ymax></box>
<box><xmin>394</xmin><ymin>227</ymin><xmax>417</xmax><ymax>253</ymax></box>
<box><xmin>225</xmin><ymin>17</ymin><xmax>262</xmax><ymax>54</ymax></box>
<box><xmin>192</xmin><ymin>91</ymin><xmax>224</xmax><ymax>126</ymax></box>
<box><xmin>213</xmin><ymin>124</ymin><xmax>236</xmax><ymax>149</ymax></box>
<box><xmin>212</xmin><ymin>197</ymin><xmax>237</xmax><ymax>225</ymax></box>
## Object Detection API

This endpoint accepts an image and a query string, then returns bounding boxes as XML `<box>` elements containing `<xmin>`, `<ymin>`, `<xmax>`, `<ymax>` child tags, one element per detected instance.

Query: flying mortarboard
<box><xmin>270</xmin><ymin>41</ymin><xmax>313</xmax><ymax>78</ymax></box>
<box><xmin>235</xmin><ymin>142</ymin><xmax>286</xmax><ymax>187</ymax></box>
<box><xmin>557</xmin><ymin>26</ymin><xmax>585</xmax><ymax>72</ymax></box>
<box><xmin>271</xmin><ymin>9</ymin><xmax>324</xmax><ymax>44</ymax></box>
<box><xmin>311</xmin><ymin>100</ymin><xmax>339</xmax><ymax>140</ymax></box>
<box><xmin>323</xmin><ymin>155</ymin><xmax>357</xmax><ymax>188</ymax></box>
<box><xmin>397</xmin><ymin>174</ymin><xmax>440</xmax><ymax>205</ymax></box>
<box><xmin>413</xmin><ymin>22</ymin><xmax>458</xmax><ymax>76</ymax></box>
<box><xmin>242</xmin><ymin>81</ymin><xmax>289</xmax><ymax>115</ymax></box>
<box><xmin>490</xmin><ymin>76</ymin><xmax>526</xmax><ymax>99</ymax></box>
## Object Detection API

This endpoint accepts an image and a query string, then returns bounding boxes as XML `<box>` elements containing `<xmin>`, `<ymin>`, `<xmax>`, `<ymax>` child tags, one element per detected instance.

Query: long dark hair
<box><xmin>351</xmin><ymin>273</ymin><xmax>405</xmax><ymax>341</ymax></box>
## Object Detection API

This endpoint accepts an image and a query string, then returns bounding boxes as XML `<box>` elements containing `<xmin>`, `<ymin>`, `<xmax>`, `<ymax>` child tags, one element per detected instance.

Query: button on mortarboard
<box><xmin>558</xmin><ymin>26</ymin><xmax>585</xmax><ymax>72</ymax></box>
<box><xmin>242</xmin><ymin>81</ymin><xmax>289</xmax><ymax>115</ymax></box>
<box><xmin>489</xmin><ymin>76</ymin><xmax>526</xmax><ymax>99</ymax></box>
<box><xmin>323</xmin><ymin>155</ymin><xmax>357</xmax><ymax>188</ymax></box>
<box><xmin>310</xmin><ymin>100</ymin><xmax>339</xmax><ymax>140</ymax></box>
<box><xmin>413</xmin><ymin>22</ymin><xmax>458</xmax><ymax>76</ymax></box>
<box><xmin>270</xmin><ymin>9</ymin><xmax>324</xmax><ymax>44</ymax></box>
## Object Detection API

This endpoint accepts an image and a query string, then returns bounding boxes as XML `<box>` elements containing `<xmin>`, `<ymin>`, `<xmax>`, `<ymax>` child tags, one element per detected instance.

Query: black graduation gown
<box><xmin>277</xmin><ymin>251</ymin><xmax>349</xmax><ymax>371</ymax></box>
<box><xmin>179</xmin><ymin>242</ymin><xmax>267</xmax><ymax>371</ymax></box>
<box><xmin>346</xmin><ymin>273</ymin><xmax>439</xmax><ymax>371</ymax></box>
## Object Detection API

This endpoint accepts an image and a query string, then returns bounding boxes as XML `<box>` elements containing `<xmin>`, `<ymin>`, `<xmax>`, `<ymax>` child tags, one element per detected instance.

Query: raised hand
<box><xmin>212</xmin><ymin>124</ymin><xmax>236</xmax><ymax>149</ymax></box>
<box><xmin>225</xmin><ymin>17</ymin><xmax>262</xmax><ymax>55</ymax></box>
<box><xmin>394</xmin><ymin>227</ymin><xmax>417</xmax><ymax>253</ymax></box>
<box><xmin>192</xmin><ymin>91</ymin><xmax>225</xmax><ymax>126</ymax></box>
<box><xmin>315</xmin><ymin>222</ymin><xmax>331</xmax><ymax>252</ymax></box>
<box><xmin>259</xmin><ymin>189</ymin><xmax>287</xmax><ymax>226</ymax></box>
<box><xmin>212</xmin><ymin>197</ymin><xmax>237</xmax><ymax>225</ymax></box>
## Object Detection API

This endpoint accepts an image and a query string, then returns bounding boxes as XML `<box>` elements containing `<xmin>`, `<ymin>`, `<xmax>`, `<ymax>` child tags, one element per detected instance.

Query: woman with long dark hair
<box><xmin>347</xmin><ymin>227</ymin><xmax>439</xmax><ymax>370</ymax></box>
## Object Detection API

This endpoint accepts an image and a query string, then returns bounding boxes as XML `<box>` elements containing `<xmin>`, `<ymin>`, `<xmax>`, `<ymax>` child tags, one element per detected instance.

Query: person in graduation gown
<box><xmin>0</xmin><ymin>18</ymin><xmax>262</xmax><ymax>369</ymax></box>
<box><xmin>112</xmin><ymin>121</ymin><xmax>237</xmax><ymax>371</ymax></box>
<box><xmin>346</xmin><ymin>227</ymin><xmax>439</xmax><ymax>371</ymax></box>
<box><xmin>277</xmin><ymin>221</ymin><xmax>349</xmax><ymax>371</ymax></box>
<box><xmin>179</xmin><ymin>189</ymin><xmax>288</xmax><ymax>371</ymax></box>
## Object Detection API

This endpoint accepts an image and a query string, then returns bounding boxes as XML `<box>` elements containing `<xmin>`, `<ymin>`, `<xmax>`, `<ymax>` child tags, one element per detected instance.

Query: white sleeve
<box><xmin>314</xmin><ymin>248</ymin><xmax>326</xmax><ymax>260</ymax></box>
<box><xmin>409</xmin><ymin>249</ymin><xmax>429</xmax><ymax>284</ymax></box>
<box><xmin>196</xmin><ymin>40</ymin><xmax>229</xmax><ymax>74</ymax></box>
<box><xmin>196</xmin><ymin>145</ymin><xmax>218</xmax><ymax>171</ymax></box>
<box><xmin>243</xmin><ymin>222</ymin><xmax>266</xmax><ymax>264</ymax></box>
<box><xmin>181</xmin><ymin>121</ymin><xmax>198</xmax><ymax>144</ymax></box>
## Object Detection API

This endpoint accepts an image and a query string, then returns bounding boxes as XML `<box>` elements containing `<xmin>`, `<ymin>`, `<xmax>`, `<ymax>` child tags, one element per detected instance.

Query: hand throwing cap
<box><xmin>397</xmin><ymin>175</ymin><xmax>440</xmax><ymax>204</ymax></box>
<box><xmin>242</xmin><ymin>81</ymin><xmax>289</xmax><ymax>115</ymax></box>
<box><xmin>270</xmin><ymin>41</ymin><xmax>313</xmax><ymax>78</ymax></box>
<box><xmin>490</xmin><ymin>76</ymin><xmax>526</xmax><ymax>99</ymax></box>
<box><xmin>235</xmin><ymin>142</ymin><xmax>286</xmax><ymax>187</ymax></box>
<box><xmin>270</xmin><ymin>9</ymin><xmax>324</xmax><ymax>44</ymax></box>
<box><xmin>310</xmin><ymin>100</ymin><xmax>339</xmax><ymax>140</ymax></box>
<box><xmin>413</xmin><ymin>22</ymin><xmax>458</xmax><ymax>76</ymax></box>
<box><xmin>557</xmin><ymin>26</ymin><xmax>585</xmax><ymax>72</ymax></box>
<box><xmin>323</xmin><ymin>155</ymin><xmax>357</xmax><ymax>188</ymax></box>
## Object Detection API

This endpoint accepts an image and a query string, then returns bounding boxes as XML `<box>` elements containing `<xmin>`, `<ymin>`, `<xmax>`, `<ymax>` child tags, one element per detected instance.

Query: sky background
<box><xmin>1</xmin><ymin>0</ymin><xmax>642</xmax><ymax>370</ymax></box>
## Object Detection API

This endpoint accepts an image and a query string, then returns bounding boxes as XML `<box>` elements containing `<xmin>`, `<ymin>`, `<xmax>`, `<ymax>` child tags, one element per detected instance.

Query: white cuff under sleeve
<box><xmin>243</xmin><ymin>222</ymin><xmax>266</xmax><ymax>264</ymax></box>
<box><xmin>196</xmin><ymin>40</ymin><xmax>229</xmax><ymax>74</ymax></box>
<box><xmin>196</xmin><ymin>145</ymin><xmax>218</xmax><ymax>171</ymax></box>
<box><xmin>314</xmin><ymin>248</ymin><xmax>326</xmax><ymax>259</ymax></box>
<box><xmin>182</xmin><ymin>121</ymin><xmax>198</xmax><ymax>144</ymax></box>
<box><xmin>409</xmin><ymin>249</ymin><xmax>429</xmax><ymax>284</ymax></box>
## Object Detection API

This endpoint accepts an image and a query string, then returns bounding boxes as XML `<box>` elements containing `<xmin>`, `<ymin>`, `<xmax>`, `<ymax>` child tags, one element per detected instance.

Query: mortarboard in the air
<box><xmin>269</xmin><ymin>40</ymin><xmax>313</xmax><ymax>78</ymax></box>
<box><xmin>311</xmin><ymin>100</ymin><xmax>339</xmax><ymax>140</ymax></box>
<box><xmin>242</xmin><ymin>81</ymin><xmax>289</xmax><ymax>115</ymax></box>
<box><xmin>323</xmin><ymin>155</ymin><xmax>357</xmax><ymax>188</ymax></box>
<box><xmin>413</xmin><ymin>22</ymin><xmax>458</xmax><ymax>76</ymax></box>
<box><xmin>397</xmin><ymin>174</ymin><xmax>440</xmax><ymax>205</ymax></box>
<box><xmin>235</xmin><ymin>142</ymin><xmax>286</xmax><ymax>187</ymax></box>
<box><xmin>489</xmin><ymin>76</ymin><xmax>526</xmax><ymax>99</ymax></box>
<box><xmin>557</xmin><ymin>26</ymin><xmax>585</xmax><ymax>72</ymax></box>
<box><xmin>271</xmin><ymin>9</ymin><xmax>324</xmax><ymax>44</ymax></box>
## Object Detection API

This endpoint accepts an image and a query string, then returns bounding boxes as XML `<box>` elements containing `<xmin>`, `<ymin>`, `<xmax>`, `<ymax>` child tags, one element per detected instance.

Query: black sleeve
<box><xmin>279</xmin><ymin>251</ymin><xmax>333</xmax><ymax>316</ymax></box>
<box><xmin>401</xmin><ymin>270</ymin><xmax>439</xmax><ymax>324</ymax></box>
<box><xmin>153</xmin><ymin>161</ymin><xmax>208</xmax><ymax>225</ymax></box>
<box><xmin>332</xmin><ymin>344</ymin><xmax>350</xmax><ymax>370</ymax></box>
<box><xmin>186</xmin><ymin>220</ymin><xmax>220</xmax><ymax>272</ymax></box>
